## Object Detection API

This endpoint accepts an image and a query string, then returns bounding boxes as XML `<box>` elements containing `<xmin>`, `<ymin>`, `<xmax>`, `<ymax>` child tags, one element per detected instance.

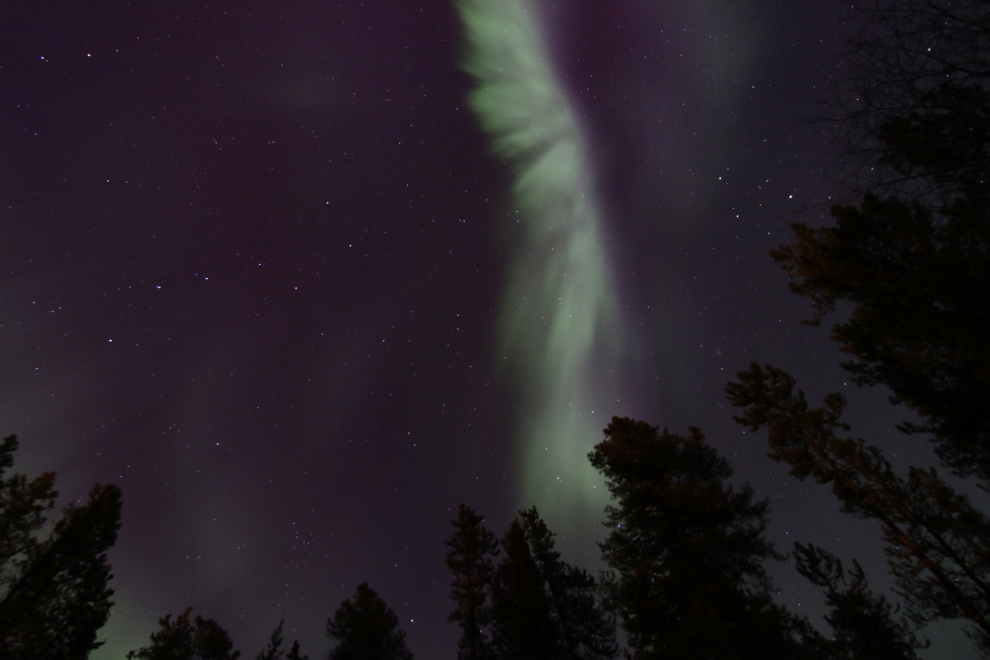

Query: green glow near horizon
<box><xmin>456</xmin><ymin>0</ymin><xmax>625</xmax><ymax>534</ymax></box>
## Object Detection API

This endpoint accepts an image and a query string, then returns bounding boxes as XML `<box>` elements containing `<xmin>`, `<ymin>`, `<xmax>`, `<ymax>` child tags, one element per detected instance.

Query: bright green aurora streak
<box><xmin>456</xmin><ymin>0</ymin><xmax>627</xmax><ymax>535</ymax></box>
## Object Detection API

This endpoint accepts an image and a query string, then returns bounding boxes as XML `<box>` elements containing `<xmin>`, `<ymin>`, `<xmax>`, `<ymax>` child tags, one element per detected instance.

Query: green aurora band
<box><xmin>456</xmin><ymin>0</ymin><xmax>627</xmax><ymax>534</ymax></box>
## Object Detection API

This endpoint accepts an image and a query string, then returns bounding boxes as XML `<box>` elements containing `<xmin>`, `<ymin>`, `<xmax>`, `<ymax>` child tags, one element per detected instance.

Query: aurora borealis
<box><xmin>0</xmin><ymin>0</ymin><xmax>964</xmax><ymax>657</ymax></box>
<box><xmin>456</xmin><ymin>0</ymin><xmax>623</xmax><ymax>530</ymax></box>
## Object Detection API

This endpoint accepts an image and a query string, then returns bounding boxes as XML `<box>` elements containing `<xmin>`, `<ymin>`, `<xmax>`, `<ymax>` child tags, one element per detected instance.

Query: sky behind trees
<box><xmin>1</xmin><ymin>0</ymin><xmax>973</xmax><ymax>657</ymax></box>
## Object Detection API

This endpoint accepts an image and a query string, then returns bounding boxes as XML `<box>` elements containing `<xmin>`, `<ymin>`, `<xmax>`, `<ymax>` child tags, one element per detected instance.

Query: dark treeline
<box><xmin>2</xmin><ymin>0</ymin><xmax>990</xmax><ymax>657</ymax></box>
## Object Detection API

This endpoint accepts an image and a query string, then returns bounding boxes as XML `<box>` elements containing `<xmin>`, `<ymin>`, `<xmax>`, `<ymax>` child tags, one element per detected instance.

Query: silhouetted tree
<box><xmin>447</xmin><ymin>505</ymin><xmax>615</xmax><ymax>660</ymax></box>
<box><xmin>325</xmin><ymin>583</ymin><xmax>413</xmax><ymax>660</ymax></box>
<box><xmin>772</xmin><ymin>193</ymin><xmax>990</xmax><ymax>482</ymax></box>
<box><xmin>490</xmin><ymin>517</ymin><xmax>559</xmax><ymax>660</ymax></box>
<box><xmin>824</xmin><ymin>0</ymin><xmax>990</xmax><ymax>203</ymax></box>
<box><xmin>255</xmin><ymin>618</ymin><xmax>306</xmax><ymax>660</ymax></box>
<box><xmin>126</xmin><ymin>607</ymin><xmax>240</xmax><ymax>660</ymax></box>
<box><xmin>588</xmin><ymin>417</ymin><xmax>817</xmax><ymax>660</ymax></box>
<box><xmin>793</xmin><ymin>543</ymin><xmax>923</xmax><ymax>660</ymax></box>
<box><xmin>727</xmin><ymin>364</ymin><xmax>990</xmax><ymax>652</ymax></box>
<box><xmin>0</xmin><ymin>434</ymin><xmax>122</xmax><ymax>659</ymax></box>
<box><xmin>445</xmin><ymin>504</ymin><xmax>499</xmax><ymax>660</ymax></box>
<box><xmin>285</xmin><ymin>640</ymin><xmax>308</xmax><ymax>660</ymax></box>
<box><xmin>0</xmin><ymin>435</ymin><xmax>56</xmax><ymax>582</ymax></box>
<box><xmin>516</xmin><ymin>508</ymin><xmax>616</xmax><ymax>660</ymax></box>
<box><xmin>778</xmin><ymin>0</ymin><xmax>990</xmax><ymax>481</ymax></box>
<box><xmin>754</xmin><ymin>4</ymin><xmax>990</xmax><ymax>652</ymax></box>
<box><xmin>257</xmin><ymin>619</ymin><xmax>285</xmax><ymax>660</ymax></box>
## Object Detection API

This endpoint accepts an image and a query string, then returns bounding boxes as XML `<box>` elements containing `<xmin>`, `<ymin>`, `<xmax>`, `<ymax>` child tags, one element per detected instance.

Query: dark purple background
<box><xmin>0</xmin><ymin>1</ymin><xmax>968</xmax><ymax>657</ymax></box>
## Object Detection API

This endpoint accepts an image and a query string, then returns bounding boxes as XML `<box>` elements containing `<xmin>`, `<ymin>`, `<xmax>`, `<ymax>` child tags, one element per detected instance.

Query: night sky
<box><xmin>0</xmin><ymin>1</ymin><xmax>970</xmax><ymax>657</ymax></box>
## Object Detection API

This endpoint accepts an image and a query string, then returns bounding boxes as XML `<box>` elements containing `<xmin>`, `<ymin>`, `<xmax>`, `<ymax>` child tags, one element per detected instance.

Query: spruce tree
<box><xmin>126</xmin><ymin>607</ymin><xmax>241</xmax><ymax>660</ymax></box>
<box><xmin>445</xmin><ymin>504</ymin><xmax>499</xmax><ymax>660</ymax></box>
<box><xmin>285</xmin><ymin>639</ymin><xmax>309</xmax><ymax>660</ymax></box>
<box><xmin>256</xmin><ymin>619</ymin><xmax>306</xmax><ymax>660</ymax></box>
<box><xmin>325</xmin><ymin>583</ymin><xmax>413</xmax><ymax>660</ymax></box>
<box><xmin>285</xmin><ymin>641</ymin><xmax>307</xmax><ymax>660</ymax></box>
<box><xmin>588</xmin><ymin>417</ymin><xmax>815</xmax><ymax>660</ymax></box>
<box><xmin>256</xmin><ymin>619</ymin><xmax>285</xmax><ymax>660</ymax></box>
<box><xmin>489</xmin><ymin>518</ymin><xmax>560</xmax><ymax>660</ymax></box>
<box><xmin>446</xmin><ymin>504</ymin><xmax>616</xmax><ymax>660</ymax></box>
<box><xmin>516</xmin><ymin>508</ymin><xmax>616</xmax><ymax>660</ymax></box>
